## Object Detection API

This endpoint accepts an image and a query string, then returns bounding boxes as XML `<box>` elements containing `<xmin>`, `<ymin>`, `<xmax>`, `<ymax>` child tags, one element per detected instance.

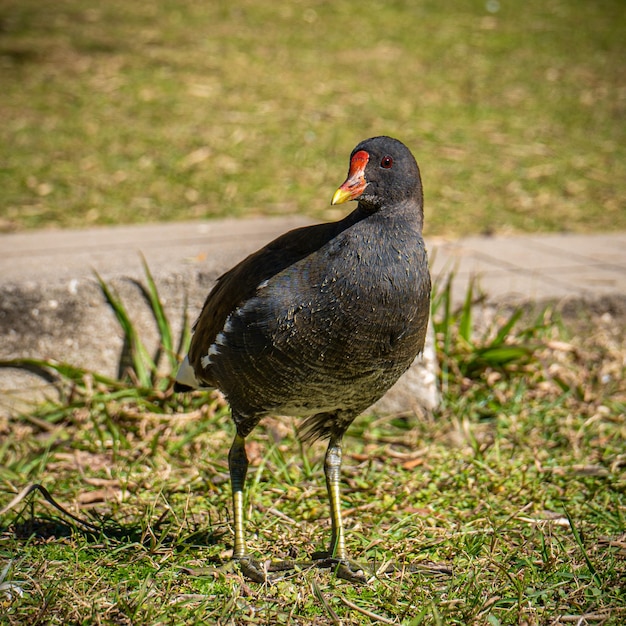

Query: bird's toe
<box><xmin>333</xmin><ymin>559</ymin><xmax>369</xmax><ymax>583</ymax></box>
<box><xmin>310</xmin><ymin>554</ymin><xmax>370</xmax><ymax>583</ymax></box>
<box><xmin>236</xmin><ymin>556</ymin><xmax>271</xmax><ymax>583</ymax></box>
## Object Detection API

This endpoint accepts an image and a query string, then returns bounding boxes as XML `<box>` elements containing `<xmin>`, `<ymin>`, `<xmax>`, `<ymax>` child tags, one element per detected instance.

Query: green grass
<box><xmin>1</xmin><ymin>0</ymin><xmax>624</xmax><ymax>235</ymax></box>
<box><xmin>1</xmin><ymin>274</ymin><xmax>624</xmax><ymax>624</ymax></box>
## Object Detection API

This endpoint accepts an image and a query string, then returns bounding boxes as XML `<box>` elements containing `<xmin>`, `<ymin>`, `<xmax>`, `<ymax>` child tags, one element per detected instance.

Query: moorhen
<box><xmin>175</xmin><ymin>136</ymin><xmax>431</xmax><ymax>582</ymax></box>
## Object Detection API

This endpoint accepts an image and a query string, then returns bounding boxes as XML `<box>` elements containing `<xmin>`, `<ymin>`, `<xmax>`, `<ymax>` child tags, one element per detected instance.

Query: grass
<box><xmin>1</xmin><ymin>1</ymin><xmax>625</xmax><ymax>621</ymax></box>
<box><xmin>1</xmin><ymin>273</ymin><xmax>624</xmax><ymax>624</ymax></box>
<box><xmin>0</xmin><ymin>0</ymin><xmax>625</xmax><ymax>235</ymax></box>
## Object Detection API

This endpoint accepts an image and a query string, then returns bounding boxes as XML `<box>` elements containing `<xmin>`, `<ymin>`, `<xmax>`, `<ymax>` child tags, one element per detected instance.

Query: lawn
<box><xmin>0</xmin><ymin>0</ymin><xmax>624</xmax><ymax>234</ymax></box>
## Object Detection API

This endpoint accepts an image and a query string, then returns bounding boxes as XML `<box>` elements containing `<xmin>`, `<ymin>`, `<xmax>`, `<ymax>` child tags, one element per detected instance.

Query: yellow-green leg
<box><xmin>228</xmin><ymin>433</ymin><xmax>248</xmax><ymax>559</ymax></box>
<box><xmin>324</xmin><ymin>435</ymin><xmax>346</xmax><ymax>559</ymax></box>
<box><xmin>228</xmin><ymin>432</ymin><xmax>268</xmax><ymax>582</ymax></box>
<box><xmin>322</xmin><ymin>435</ymin><xmax>367</xmax><ymax>582</ymax></box>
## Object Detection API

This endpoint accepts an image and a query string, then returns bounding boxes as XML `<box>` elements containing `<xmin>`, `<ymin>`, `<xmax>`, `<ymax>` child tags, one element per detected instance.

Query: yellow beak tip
<box><xmin>331</xmin><ymin>188</ymin><xmax>350</xmax><ymax>206</ymax></box>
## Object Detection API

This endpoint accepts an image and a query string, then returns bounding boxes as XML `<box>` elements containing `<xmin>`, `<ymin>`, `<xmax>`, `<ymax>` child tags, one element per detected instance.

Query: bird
<box><xmin>174</xmin><ymin>136</ymin><xmax>431</xmax><ymax>582</ymax></box>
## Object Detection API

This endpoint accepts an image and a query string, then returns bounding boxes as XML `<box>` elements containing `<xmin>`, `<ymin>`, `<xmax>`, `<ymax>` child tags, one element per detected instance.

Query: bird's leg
<box><xmin>228</xmin><ymin>432</ymin><xmax>249</xmax><ymax>559</ymax></box>
<box><xmin>318</xmin><ymin>434</ymin><xmax>368</xmax><ymax>582</ymax></box>
<box><xmin>324</xmin><ymin>434</ymin><xmax>346</xmax><ymax>560</ymax></box>
<box><xmin>228</xmin><ymin>432</ymin><xmax>268</xmax><ymax>583</ymax></box>
<box><xmin>227</xmin><ymin>431</ymin><xmax>306</xmax><ymax>582</ymax></box>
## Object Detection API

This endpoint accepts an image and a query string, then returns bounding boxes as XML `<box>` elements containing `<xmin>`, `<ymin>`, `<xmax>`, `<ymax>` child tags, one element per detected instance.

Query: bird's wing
<box><xmin>187</xmin><ymin>216</ymin><xmax>358</xmax><ymax>376</ymax></box>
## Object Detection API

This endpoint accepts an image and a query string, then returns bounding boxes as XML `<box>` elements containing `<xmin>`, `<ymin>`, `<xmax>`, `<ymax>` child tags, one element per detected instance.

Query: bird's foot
<box><xmin>236</xmin><ymin>556</ymin><xmax>305</xmax><ymax>583</ymax></box>
<box><xmin>181</xmin><ymin>557</ymin><xmax>300</xmax><ymax>583</ymax></box>
<box><xmin>331</xmin><ymin>559</ymin><xmax>369</xmax><ymax>583</ymax></box>
<box><xmin>236</xmin><ymin>555</ymin><xmax>273</xmax><ymax>583</ymax></box>
<box><xmin>238</xmin><ymin>553</ymin><xmax>369</xmax><ymax>583</ymax></box>
<box><xmin>310</xmin><ymin>552</ymin><xmax>370</xmax><ymax>583</ymax></box>
<box><xmin>183</xmin><ymin>557</ymin><xmax>451</xmax><ymax>584</ymax></box>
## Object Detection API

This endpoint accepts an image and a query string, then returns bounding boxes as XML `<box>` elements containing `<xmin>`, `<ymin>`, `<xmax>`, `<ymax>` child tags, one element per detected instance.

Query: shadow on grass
<box><xmin>5</xmin><ymin>515</ymin><xmax>225</xmax><ymax>550</ymax></box>
<box><xmin>1</xmin><ymin>487</ymin><xmax>228</xmax><ymax>564</ymax></box>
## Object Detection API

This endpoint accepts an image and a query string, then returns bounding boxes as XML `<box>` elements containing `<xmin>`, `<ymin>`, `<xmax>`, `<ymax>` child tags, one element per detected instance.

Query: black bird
<box><xmin>175</xmin><ymin>136</ymin><xmax>431</xmax><ymax>582</ymax></box>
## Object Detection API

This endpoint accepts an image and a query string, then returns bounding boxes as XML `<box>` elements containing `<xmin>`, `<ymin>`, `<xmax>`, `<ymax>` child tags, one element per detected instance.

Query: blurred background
<box><xmin>1</xmin><ymin>0</ymin><xmax>624</xmax><ymax>236</ymax></box>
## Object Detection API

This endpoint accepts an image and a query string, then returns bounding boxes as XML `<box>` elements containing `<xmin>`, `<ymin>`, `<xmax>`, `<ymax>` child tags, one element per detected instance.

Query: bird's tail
<box><xmin>173</xmin><ymin>355</ymin><xmax>199</xmax><ymax>392</ymax></box>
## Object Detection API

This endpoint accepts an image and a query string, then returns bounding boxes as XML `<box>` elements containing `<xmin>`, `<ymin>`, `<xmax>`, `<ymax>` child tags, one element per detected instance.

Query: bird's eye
<box><xmin>381</xmin><ymin>155</ymin><xmax>393</xmax><ymax>169</ymax></box>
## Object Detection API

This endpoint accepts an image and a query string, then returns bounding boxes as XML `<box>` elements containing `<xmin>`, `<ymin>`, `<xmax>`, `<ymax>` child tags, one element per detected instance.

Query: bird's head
<box><xmin>331</xmin><ymin>136</ymin><xmax>423</xmax><ymax>212</ymax></box>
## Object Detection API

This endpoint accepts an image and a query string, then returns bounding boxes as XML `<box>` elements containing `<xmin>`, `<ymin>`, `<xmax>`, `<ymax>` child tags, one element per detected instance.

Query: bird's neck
<box><xmin>354</xmin><ymin>199</ymin><xmax>424</xmax><ymax>234</ymax></box>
